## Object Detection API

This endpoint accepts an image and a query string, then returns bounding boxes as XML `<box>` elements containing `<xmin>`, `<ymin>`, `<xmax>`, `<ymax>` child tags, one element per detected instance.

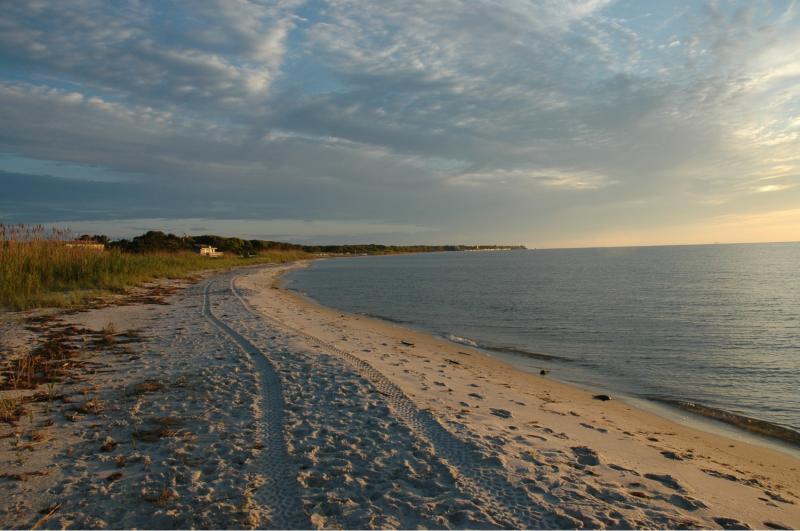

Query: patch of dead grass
<box><xmin>132</xmin><ymin>416</ymin><xmax>186</xmax><ymax>442</ymax></box>
<box><xmin>0</xmin><ymin>396</ymin><xmax>24</xmax><ymax>423</ymax></box>
<box><xmin>142</xmin><ymin>487</ymin><xmax>179</xmax><ymax>506</ymax></box>
<box><xmin>129</xmin><ymin>380</ymin><xmax>163</xmax><ymax>395</ymax></box>
<box><xmin>75</xmin><ymin>397</ymin><xmax>105</xmax><ymax>415</ymax></box>
<box><xmin>0</xmin><ymin>470</ymin><xmax>48</xmax><ymax>481</ymax></box>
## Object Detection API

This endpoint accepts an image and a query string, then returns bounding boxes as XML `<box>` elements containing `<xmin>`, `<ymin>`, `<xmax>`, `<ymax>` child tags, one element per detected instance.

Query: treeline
<box><xmin>296</xmin><ymin>244</ymin><xmax>527</xmax><ymax>254</ymax></box>
<box><xmin>0</xmin><ymin>226</ymin><xmax>307</xmax><ymax>310</ymax></box>
<box><xmin>1</xmin><ymin>227</ymin><xmax>525</xmax><ymax>309</ymax></box>
<box><xmin>77</xmin><ymin>231</ymin><xmax>525</xmax><ymax>256</ymax></box>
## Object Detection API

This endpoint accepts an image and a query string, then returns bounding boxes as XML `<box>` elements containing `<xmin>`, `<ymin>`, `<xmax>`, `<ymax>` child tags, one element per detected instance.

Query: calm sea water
<box><xmin>284</xmin><ymin>243</ymin><xmax>800</xmax><ymax>435</ymax></box>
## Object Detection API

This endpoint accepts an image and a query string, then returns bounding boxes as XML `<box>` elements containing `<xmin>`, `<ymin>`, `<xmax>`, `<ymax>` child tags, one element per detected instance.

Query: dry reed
<box><xmin>0</xmin><ymin>224</ymin><xmax>307</xmax><ymax>310</ymax></box>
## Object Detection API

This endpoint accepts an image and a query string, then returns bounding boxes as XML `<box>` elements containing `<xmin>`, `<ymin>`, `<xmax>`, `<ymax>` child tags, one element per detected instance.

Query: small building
<box><xmin>65</xmin><ymin>241</ymin><xmax>105</xmax><ymax>251</ymax></box>
<box><xmin>199</xmin><ymin>245</ymin><xmax>224</xmax><ymax>258</ymax></box>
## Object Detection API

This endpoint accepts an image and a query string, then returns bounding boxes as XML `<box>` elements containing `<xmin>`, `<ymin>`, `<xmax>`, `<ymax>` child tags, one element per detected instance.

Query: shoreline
<box><xmin>477</xmin><ymin>342</ymin><xmax>800</xmax><ymax>458</ymax></box>
<box><xmin>249</xmin><ymin>260</ymin><xmax>800</xmax><ymax>527</ymax></box>
<box><xmin>2</xmin><ymin>261</ymin><xmax>798</xmax><ymax>528</ymax></box>
<box><xmin>280</xmin><ymin>258</ymin><xmax>800</xmax><ymax>456</ymax></box>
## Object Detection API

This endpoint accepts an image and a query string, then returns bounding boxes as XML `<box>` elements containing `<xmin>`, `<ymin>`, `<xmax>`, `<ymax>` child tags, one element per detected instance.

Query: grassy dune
<box><xmin>0</xmin><ymin>226</ymin><xmax>307</xmax><ymax>311</ymax></box>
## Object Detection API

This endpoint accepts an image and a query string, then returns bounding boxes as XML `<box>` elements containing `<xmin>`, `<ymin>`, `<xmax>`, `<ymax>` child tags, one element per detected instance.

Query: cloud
<box><xmin>0</xmin><ymin>1</ymin><xmax>296</xmax><ymax>110</ymax></box>
<box><xmin>447</xmin><ymin>168</ymin><xmax>616</xmax><ymax>190</ymax></box>
<box><xmin>34</xmin><ymin>217</ymin><xmax>435</xmax><ymax>243</ymax></box>
<box><xmin>1</xmin><ymin>1</ymin><xmax>799</xmax><ymax>245</ymax></box>
<box><xmin>755</xmin><ymin>183</ymin><xmax>795</xmax><ymax>193</ymax></box>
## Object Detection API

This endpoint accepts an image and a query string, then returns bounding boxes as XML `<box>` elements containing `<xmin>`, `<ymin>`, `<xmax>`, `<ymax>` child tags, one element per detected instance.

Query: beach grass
<box><xmin>0</xmin><ymin>225</ymin><xmax>308</xmax><ymax>311</ymax></box>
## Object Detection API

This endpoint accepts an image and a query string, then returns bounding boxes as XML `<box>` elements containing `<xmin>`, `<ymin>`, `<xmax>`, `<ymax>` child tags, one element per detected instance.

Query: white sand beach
<box><xmin>1</xmin><ymin>262</ymin><xmax>798</xmax><ymax>529</ymax></box>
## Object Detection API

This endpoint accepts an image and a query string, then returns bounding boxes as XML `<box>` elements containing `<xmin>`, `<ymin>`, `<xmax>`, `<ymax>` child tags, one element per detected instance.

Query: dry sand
<box><xmin>0</xmin><ymin>262</ymin><xmax>798</xmax><ymax>529</ymax></box>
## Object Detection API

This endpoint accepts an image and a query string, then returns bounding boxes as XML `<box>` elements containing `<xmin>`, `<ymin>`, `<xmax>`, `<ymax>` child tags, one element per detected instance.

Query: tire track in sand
<box><xmin>228</xmin><ymin>273</ymin><xmax>560</xmax><ymax>529</ymax></box>
<box><xmin>203</xmin><ymin>280</ymin><xmax>309</xmax><ymax>529</ymax></box>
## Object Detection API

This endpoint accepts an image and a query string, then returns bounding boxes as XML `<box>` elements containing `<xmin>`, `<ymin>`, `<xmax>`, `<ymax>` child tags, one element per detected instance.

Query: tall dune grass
<box><xmin>0</xmin><ymin>224</ymin><xmax>308</xmax><ymax>311</ymax></box>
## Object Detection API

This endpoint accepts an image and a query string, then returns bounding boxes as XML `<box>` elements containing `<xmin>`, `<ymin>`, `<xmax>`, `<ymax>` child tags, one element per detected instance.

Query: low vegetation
<box><xmin>0</xmin><ymin>225</ymin><xmax>308</xmax><ymax>310</ymax></box>
<box><xmin>1</xmin><ymin>224</ymin><xmax>524</xmax><ymax>310</ymax></box>
<box><xmin>110</xmin><ymin>229</ymin><xmax>525</xmax><ymax>255</ymax></box>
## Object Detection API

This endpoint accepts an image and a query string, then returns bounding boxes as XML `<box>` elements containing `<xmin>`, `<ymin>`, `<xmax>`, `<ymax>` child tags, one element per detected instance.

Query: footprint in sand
<box><xmin>571</xmin><ymin>446</ymin><xmax>601</xmax><ymax>466</ymax></box>
<box><xmin>713</xmin><ymin>516</ymin><xmax>753</xmax><ymax>530</ymax></box>
<box><xmin>579</xmin><ymin>422</ymin><xmax>608</xmax><ymax>433</ymax></box>
<box><xmin>660</xmin><ymin>450</ymin><xmax>687</xmax><ymax>461</ymax></box>
<box><xmin>490</xmin><ymin>408</ymin><xmax>512</xmax><ymax>419</ymax></box>
<box><xmin>761</xmin><ymin>489</ymin><xmax>795</xmax><ymax>505</ymax></box>
<box><xmin>608</xmin><ymin>463</ymin><xmax>640</xmax><ymax>476</ymax></box>
<box><xmin>542</xmin><ymin>427</ymin><xmax>569</xmax><ymax>440</ymax></box>
<box><xmin>668</xmin><ymin>494</ymin><xmax>707</xmax><ymax>511</ymax></box>
<box><xmin>701</xmin><ymin>468</ymin><xmax>764</xmax><ymax>488</ymax></box>
<box><xmin>643</xmin><ymin>473</ymin><xmax>684</xmax><ymax>492</ymax></box>
<box><xmin>763</xmin><ymin>521</ymin><xmax>793</xmax><ymax>530</ymax></box>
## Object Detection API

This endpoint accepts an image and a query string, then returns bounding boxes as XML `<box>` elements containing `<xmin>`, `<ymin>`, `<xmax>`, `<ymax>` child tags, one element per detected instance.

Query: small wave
<box><xmin>485</xmin><ymin>345</ymin><xmax>573</xmax><ymax>363</ymax></box>
<box><xmin>357</xmin><ymin>312</ymin><xmax>411</xmax><ymax>325</ymax></box>
<box><xmin>446</xmin><ymin>334</ymin><xmax>480</xmax><ymax>347</ymax></box>
<box><xmin>444</xmin><ymin>335</ymin><xmax>572</xmax><ymax>363</ymax></box>
<box><xmin>654</xmin><ymin>398</ymin><xmax>800</xmax><ymax>447</ymax></box>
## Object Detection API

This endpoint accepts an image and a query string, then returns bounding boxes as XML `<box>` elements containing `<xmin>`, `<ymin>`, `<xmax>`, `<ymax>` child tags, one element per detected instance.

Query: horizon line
<box><xmin>525</xmin><ymin>239</ymin><xmax>800</xmax><ymax>252</ymax></box>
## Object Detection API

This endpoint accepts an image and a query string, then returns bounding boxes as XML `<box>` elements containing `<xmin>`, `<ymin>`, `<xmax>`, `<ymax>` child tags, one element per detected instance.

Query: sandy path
<box><xmin>2</xmin><ymin>277</ymin><xmax>288</xmax><ymax>528</ymax></box>
<box><xmin>228</xmin><ymin>274</ymin><xmax>561</xmax><ymax>527</ymax></box>
<box><xmin>6</xmin><ymin>268</ymin><xmax>523</xmax><ymax>529</ymax></box>
<box><xmin>227</xmin><ymin>273</ymin><xmax>547</xmax><ymax>527</ymax></box>
<box><xmin>213</xmin><ymin>270</ymin><xmax>516</xmax><ymax>528</ymax></box>
<box><xmin>202</xmin><ymin>280</ymin><xmax>308</xmax><ymax>528</ymax></box>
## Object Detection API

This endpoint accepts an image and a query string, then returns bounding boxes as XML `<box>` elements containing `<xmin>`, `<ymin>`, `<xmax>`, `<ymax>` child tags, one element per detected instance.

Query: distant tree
<box><xmin>104</xmin><ymin>229</ymin><xmax>524</xmax><ymax>255</ymax></box>
<box><xmin>125</xmin><ymin>231</ymin><xmax>192</xmax><ymax>252</ymax></box>
<box><xmin>77</xmin><ymin>234</ymin><xmax>110</xmax><ymax>245</ymax></box>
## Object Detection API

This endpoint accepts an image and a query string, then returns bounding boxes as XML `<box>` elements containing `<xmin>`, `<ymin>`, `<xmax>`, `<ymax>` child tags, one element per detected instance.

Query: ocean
<box><xmin>283</xmin><ymin>243</ymin><xmax>800</xmax><ymax>442</ymax></box>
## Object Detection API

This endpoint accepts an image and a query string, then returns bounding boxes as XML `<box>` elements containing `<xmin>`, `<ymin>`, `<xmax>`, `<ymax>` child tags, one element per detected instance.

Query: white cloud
<box><xmin>448</xmin><ymin>168</ymin><xmax>615</xmax><ymax>190</ymax></box>
<box><xmin>45</xmin><ymin>217</ymin><xmax>435</xmax><ymax>241</ymax></box>
<box><xmin>0</xmin><ymin>0</ymin><xmax>294</xmax><ymax>110</ymax></box>
<box><xmin>755</xmin><ymin>183</ymin><xmax>795</xmax><ymax>193</ymax></box>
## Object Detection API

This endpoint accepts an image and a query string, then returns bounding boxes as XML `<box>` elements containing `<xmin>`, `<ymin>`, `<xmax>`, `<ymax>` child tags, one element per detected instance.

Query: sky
<box><xmin>1</xmin><ymin>0</ymin><xmax>799</xmax><ymax>247</ymax></box>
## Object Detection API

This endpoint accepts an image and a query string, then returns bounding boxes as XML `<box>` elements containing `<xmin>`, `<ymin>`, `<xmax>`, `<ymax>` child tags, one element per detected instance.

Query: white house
<box><xmin>64</xmin><ymin>241</ymin><xmax>105</xmax><ymax>251</ymax></box>
<box><xmin>199</xmin><ymin>245</ymin><xmax>224</xmax><ymax>257</ymax></box>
